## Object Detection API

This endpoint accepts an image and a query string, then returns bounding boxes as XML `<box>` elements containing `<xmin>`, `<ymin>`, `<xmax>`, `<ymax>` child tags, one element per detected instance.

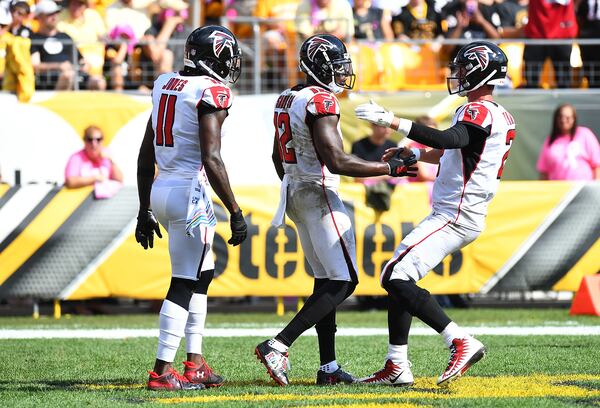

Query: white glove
<box><xmin>354</xmin><ymin>100</ymin><xmax>395</xmax><ymax>128</ymax></box>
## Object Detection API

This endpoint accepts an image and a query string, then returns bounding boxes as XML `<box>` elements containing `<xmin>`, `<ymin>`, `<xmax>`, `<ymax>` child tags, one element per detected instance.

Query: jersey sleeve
<box><xmin>198</xmin><ymin>85</ymin><xmax>233</xmax><ymax>110</ymax></box>
<box><xmin>306</xmin><ymin>92</ymin><xmax>340</xmax><ymax>117</ymax></box>
<box><xmin>457</xmin><ymin>102</ymin><xmax>492</xmax><ymax>135</ymax></box>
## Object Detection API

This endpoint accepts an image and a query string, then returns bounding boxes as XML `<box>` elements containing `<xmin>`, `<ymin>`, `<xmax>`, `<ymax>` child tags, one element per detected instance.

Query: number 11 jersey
<box><xmin>151</xmin><ymin>71</ymin><xmax>233</xmax><ymax>180</ymax></box>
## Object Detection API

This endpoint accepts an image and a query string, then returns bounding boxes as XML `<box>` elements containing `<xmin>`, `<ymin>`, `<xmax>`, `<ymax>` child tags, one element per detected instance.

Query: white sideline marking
<box><xmin>1</xmin><ymin>326</ymin><xmax>600</xmax><ymax>339</ymax></box>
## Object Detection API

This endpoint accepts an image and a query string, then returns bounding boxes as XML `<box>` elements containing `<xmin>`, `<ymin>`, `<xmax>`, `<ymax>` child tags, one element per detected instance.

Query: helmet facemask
<box><xmin>187</xmin><ymin>50</ymin><xmax>242</xmax><ymax>84</ymax></box>
<box><xmin>447</xmin><ymin>62</ymin><xmax>469</xmax><ymax>96</ymax></box>
<box><xmin>301</xmin><ymin>51</ymin><xmax>355</xmax><ymax>94</ymax></box>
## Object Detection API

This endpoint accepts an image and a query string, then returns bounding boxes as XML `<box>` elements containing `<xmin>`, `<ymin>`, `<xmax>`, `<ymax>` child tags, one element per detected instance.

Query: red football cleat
<box><xmin>358</xmin><ymin>359</ymin><xmax>414</xmax><ymax>386</ymax></box>
<box><xmin>437</xmin><ymin>336</ymin><xmax>486</xmax><ymax>386</ymax></box>
<box><xmin>147</xmin><ymin>368</ymin><xmax>205</xmax><ymax>391</ymax></box>
<box><xmin>183</xmin><ymin>358</ymin><xmax>224</xmax><ymax>387</ymax></box>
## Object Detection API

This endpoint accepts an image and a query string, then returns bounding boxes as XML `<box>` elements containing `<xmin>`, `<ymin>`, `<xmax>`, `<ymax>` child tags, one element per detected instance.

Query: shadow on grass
<box><xmin>0</xmin><ymin>379</ymin><xmax>143</xmax><ymax>392</ymax></box>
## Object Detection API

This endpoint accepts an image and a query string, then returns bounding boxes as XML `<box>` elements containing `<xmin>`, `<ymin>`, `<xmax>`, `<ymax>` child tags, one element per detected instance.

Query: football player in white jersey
<box><xmin>354</xmin><ymin>41</ymin><xmax>516</xmax><ymax>386</ymax></box>
<box><xmin>136</xmin><ymin>25</ymin><xmax>248</xmax><ymax>391</ymax></box>
<box><xmin>254</xmin><ymin>34</ymin><xmax>417</xmax><ymax>387</ymax></box>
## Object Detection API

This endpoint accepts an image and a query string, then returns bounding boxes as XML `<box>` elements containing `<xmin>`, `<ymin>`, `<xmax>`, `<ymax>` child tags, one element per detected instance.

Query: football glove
<box><xmin>135</xmin><ymin>209</ymin><xmax>162</xmax><ymax>250</ymax></box>
<box><xmin>228</xmin><ymin>210</ymin><xmax>247</xmax><ymax>246</ymax></box>
<box><xmin>387</xmin><ymin>149</ymin><xmax>418</xmax><ymax>177</ymax></box>
<box><xmin>355</xmin><ymin>100</ymin><xmax>394</xmax><ymax>128</ymax></box>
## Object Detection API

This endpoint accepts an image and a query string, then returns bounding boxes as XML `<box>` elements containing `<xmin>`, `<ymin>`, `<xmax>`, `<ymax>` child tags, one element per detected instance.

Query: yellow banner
<box><xmin>67</xmin><ymin>181</ymin><xmax>599</xmax><ymax>299</ymax></box>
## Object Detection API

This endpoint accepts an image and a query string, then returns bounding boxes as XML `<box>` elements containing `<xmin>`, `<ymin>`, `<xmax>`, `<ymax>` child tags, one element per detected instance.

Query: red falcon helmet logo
<box><xmin>209</xmin><ymin>30</ymin><xmax>235</xmax><ymax>58</ymax></box>
<box><xmin>464</xmin><ymin>45</ymin><xmax>492</xmax><ymax>71</ymax></box>
<box><xmin>307</xmin><ymin>37</ymin><xmax>334</xmax><ymax>62</ymax></box>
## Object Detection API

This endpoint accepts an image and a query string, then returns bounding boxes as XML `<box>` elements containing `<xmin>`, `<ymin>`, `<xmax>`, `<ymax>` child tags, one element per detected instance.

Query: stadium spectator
<box><xmin>104</xmin><ymin>0</ymin><xmax>151</xmax><ymax>40</ymax></box>
<box><xmin>496</xmin><ymin>0</ymin><xmax>528</xmax><ymax>30</ymax></box>
<box><xmin>392</xmin><ymin>0</ymin><xmax>443</xmax><ymax>41</ymax></box>
<box><xmin>226</xmin><ymin>0</ymin><xmax>258</xmax><ymax>39</ymax></box>
<box><xmin>441</xmin><ymin>0</ymin><xmax>501</xmax><ymax>57</ymax></box>
<box><xmin>57</xmin><ymin>0</ymin><xmax>107</xmax><ymax>90</ymax></box>
<box><xmin>253</xmin><ymin>0</ymin><xmax>301</xmax><ymax>90</ymax></box>
<box><xmin>65</xmin><ymin>125</ymin><xmax>123</xmax><ymax>199</ymax></box>
<box><xmin>30</xmin><ymin>0</ymin><xmax>80</xmax><ymax>90</ymax></box>
<box><xmin>204</xmin><ymin>0</ymin><xmax>224</xmax><ymax>25</ymax></box>
<box><xmin>104</xmin><ymin>24</ymin><xmax>136</xmax><ymax>90</ymax></box>
<box><xmin>0</xmin><ymin>6</ymin><xmax>34</xmax><ymax>102</ymax></box>
<box><xmin>352</xmin><ymin>123</ymin><xmax>399</xmax><ymax>212</ymax></box>
<box><xmin>296</xmin><ymin>0</ymin><xmax>355</xmax><ymax>42</ymax></box>
<box><xmin>353</xmin><ymin>0</ymin><xmax>394</xmax><ymax>40</ymax></box>
<box><xmin>522</xmin><ymin>0</ymin><xmax>577</xmax><ymax>88</ymax></box>
<box><xmin>577</xmin><ymin>0</ymin><xmax>600</xmax><ymax>88</ymax></box>
<box><xmin>9</xmin><ymin>1</ymin><xmax>32</xmax><ymax>38</ymax></box>
<box><xmin>537</xmin><ymin>104</ymin><xmax>600</xmax><ymax>180</ymax></box>
<box><xmin>139</xmin><ymin>0</ymin><xmax>191</xmax><ymax>90</ymax></box>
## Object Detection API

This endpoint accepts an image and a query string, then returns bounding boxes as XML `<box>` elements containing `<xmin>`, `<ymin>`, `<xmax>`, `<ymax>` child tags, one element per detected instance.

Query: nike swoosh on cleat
<box><xmin>389</xmin><ymin>370</ymin><xmax>405</xmax><ymax>383</ymax></box>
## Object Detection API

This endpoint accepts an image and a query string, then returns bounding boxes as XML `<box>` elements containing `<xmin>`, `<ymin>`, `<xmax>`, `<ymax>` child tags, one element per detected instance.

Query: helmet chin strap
<box><xmin>186</xmin><ymin>58</ymin><xmax>228</xmax><ymax>83</ymax></box>
<box><xmin>300</xmin><ymin>59</ymin><xmax>342</xmax><ymax>94</ymax></box>
<box><xmin>464</xmin><ymin>70</ymin><xmax>498</xmax><ymax>96</ymax></box>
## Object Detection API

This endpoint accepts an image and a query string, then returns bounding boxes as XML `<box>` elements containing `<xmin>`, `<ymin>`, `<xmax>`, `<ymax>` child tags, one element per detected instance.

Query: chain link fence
<box><xmin>29</xmin><ymin>18</ymin><xmax>600</xmax><ymax>93</ymax></box>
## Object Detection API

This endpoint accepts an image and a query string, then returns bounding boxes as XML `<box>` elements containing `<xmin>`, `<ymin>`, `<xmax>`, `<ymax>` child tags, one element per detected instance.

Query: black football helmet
<box><xmin>183</xmin><ymin>25</ymin><xmax>242</xmax><ymax>84</ymax></box>
<box><xmin>447</xmin><ymin>41</ymin><xmax>508</xmax><ymax>96</ymax></box>
<box><xmin>299</xmin><ymin>34</ymin><xmax>355</xmax><ymax>94</ymax></box>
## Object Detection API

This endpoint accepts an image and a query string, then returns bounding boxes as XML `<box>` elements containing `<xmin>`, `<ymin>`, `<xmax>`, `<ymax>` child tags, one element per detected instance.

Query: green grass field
<box><xmin>1</xmin><ymin>309</ymin><xmax>600</xmax><ymax>407</ymax></box>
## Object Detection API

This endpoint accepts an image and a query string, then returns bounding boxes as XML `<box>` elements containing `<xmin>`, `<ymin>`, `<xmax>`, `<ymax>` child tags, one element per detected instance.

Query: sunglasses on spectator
<box><xmin>85</xmin><ymin>137</ymin><xmax>103</xmax><ymax>143</ymax></box>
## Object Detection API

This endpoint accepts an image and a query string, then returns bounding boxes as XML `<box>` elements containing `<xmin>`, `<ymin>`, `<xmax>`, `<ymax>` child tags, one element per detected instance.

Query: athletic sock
<box><xmin>386</xmin><ymin>344</ymin><xmax>408</xmax><ymax>364</ymax></box>
<box><xmin>269</xmin><ymin>338</ymin><xmax>289</xmax><ymax>353</ymax></box>
<box><xmin>441</xmin><ymin>321</ymin><xmax>468</xmax><ymax>348</ymax></box>
<box><xmin>320</xmin><ymin>360</ymin><xmax>339</xmax><ymax>373</ymax></box>
<box><xmin>185</xmin><ymin>293</ymin><xmax>207</xmax><ymax>355</ymax></box>
<box><xmin>156</xmin><ymin>299</ymin><xmax>189</xmax><ymax>362</ymax></box>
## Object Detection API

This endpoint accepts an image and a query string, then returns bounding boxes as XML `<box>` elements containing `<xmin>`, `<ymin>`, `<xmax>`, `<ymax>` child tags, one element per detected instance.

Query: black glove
<box><xmin>228</xmin><ymin>210</ymin><xmax>247</xmax><ymax>246</ymax></box>
<box><xmin>388</xmin><ymin>148</ymin><xmax>418</xmax><ymax>177</ymax></box>
<box><xmin>135</xmin><ymin>209</ymin><xmax>162</xmax><ymax>250</ymax></box>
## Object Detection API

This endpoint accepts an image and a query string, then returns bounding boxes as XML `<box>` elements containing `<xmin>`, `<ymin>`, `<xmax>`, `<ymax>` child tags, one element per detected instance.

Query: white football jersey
<box><xmin>432</xmin><ymin>100</ymin><xmax>516</xmax><ymax>231</ymax></box>
<box><xmin>151</xmin><ymin>72</ymin><xmax>233</xmax><ymax>179</ymax></box>
<box><xmin>274</xmin><ymin>85</ymin><xmax>342</xmax><ymax>188</ymax></box>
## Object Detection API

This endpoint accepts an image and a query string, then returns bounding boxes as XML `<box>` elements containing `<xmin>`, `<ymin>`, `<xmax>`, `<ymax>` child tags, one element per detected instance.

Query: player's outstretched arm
<box><xmin>312</xmin><ymin>115</ymin><xmax>415</xmax><ymax>178</ymax></box>
<box><xmin>355</xmin><ymin>101</ymin><xmax>482</xmax><ymax>149</ymax></box>
<box><xmin>198</xmin><ymin>109</ymin><xmax>247</xmax><ymax>246</ymax></box>
<box><xmin>136</xmin><ymin>116</ymin><xmax>162</xmax><ymax>249</ymax></box>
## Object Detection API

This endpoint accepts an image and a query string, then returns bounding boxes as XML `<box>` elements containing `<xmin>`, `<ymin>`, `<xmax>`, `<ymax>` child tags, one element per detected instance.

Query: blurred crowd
<box><xmin>0</xmin><ymin>0</ymin><xmax>599</xmax><ymax>101</ymax></box>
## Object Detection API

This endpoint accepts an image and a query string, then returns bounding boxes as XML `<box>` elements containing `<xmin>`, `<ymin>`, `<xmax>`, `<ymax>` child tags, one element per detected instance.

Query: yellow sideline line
<box><xmin>0</xmin><ymin>187</ymin><xmax>92</xmax><ymax>285</ymax></box>
<box><xmin>152</xmin><ymin>374</ymin><xmax>600</xmax><ymax>404</ymax></box>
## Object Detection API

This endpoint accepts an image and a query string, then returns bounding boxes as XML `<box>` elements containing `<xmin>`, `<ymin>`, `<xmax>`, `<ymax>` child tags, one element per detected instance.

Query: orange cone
<box><xmin>569</xmin><ymin>275</ymin><xmax>600</xmax><ymax>316</ymax></box>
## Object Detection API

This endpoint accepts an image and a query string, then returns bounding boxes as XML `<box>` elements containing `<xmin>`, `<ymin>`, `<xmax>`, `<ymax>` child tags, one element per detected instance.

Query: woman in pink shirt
<box><xmin>537</xmin><ymin>104</ymin><xmax>600</xmax><ymax>180</ymax></box>
<box><xmin>65</xmin><ymin>125</ymin><xmax>124</xmax><ymax>198</ymax></box>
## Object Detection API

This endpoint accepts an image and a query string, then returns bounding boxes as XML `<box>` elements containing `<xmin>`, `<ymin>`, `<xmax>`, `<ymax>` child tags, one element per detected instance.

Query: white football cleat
<box><xmin>437</xmin><ymin>336</ymin><xmax>486</xmax><ymax>386</ymax></box>
<box><xmin>358</xmin><ymin>359</ymin><xmax>414</xmax><ymax>386</ymax></box>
